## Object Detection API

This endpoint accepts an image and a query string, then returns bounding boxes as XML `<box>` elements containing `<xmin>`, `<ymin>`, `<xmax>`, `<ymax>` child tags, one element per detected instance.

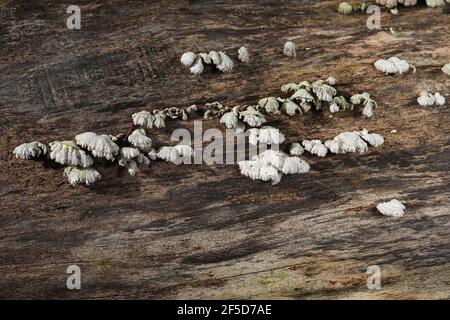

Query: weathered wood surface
<box><xmin>0</xmin><ymin>0</ymin><xmax>449</xmax><ymax>299</ymax></box>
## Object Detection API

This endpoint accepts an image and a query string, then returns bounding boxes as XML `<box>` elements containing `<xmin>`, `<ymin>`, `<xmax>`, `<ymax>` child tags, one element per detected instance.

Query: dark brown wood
<box><xmin>0</xmin><ymin>0</ymin><xmax>449</xmax><ymax>299</ymax></box>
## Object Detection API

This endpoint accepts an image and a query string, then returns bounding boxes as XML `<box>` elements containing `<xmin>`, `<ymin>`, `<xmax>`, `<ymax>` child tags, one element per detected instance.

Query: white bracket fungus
<box><xmin>374</xmin><ymin>57</ymin><xmax>415</xmax><ymax>75</ymax></box>
<box><xmin>132</xmin><ymin>111</ymin><xmax>155</xmax><ymax>129</ymax></box>
<box><xmin>289</xmin><ymin>142</ymin><xmax>304</xmax><ymax>156</ymax></box>
<box><xmin>376</xmin><ymin>199</ymin><xmax>406</xmax><ymax>217</ymax></box>
<box><xmin>258</xmin><ymin>97</ymin><xmax>281</xmax><ymax>115</ymax></box>
<box><xmin>426</xmin><ymin>0</ymin><xmax>445</xmax><ymax>7</ymax></box>
<box><xmin>248</xmin><ymin>126</ymin><xmax>285</xmax><ymax>146</ymax></box>
<box><xmin>302</xmin><ymin>140</ymin><xmax>328</xmax><ymax>157</ymax></box>
<box><xmin>128</xmin><ymin>129</ymin><xmax>153</xmax><ymax>152</ymax></box>
<box><xmin>283</xmin><ymin>41</ymin><xmax>296</xmax><ymax>57</ymax></box>
<box><xmin>118</xmin><ymin>147</ymin><xmax>151</xmax><ymax>176</ymax></box>
<box><xmin>443</xmin><ymin>63</ymin><xmax>450</xmax><ymax>76</ymax></box>
<box><xmin>238</xmin><ymin>46</ymin><xmax>250</xmax><ymax>63</ymax></box>
<box><xmin>157</xmin><ymin>145</ymin><xmax>195</xmax><ymax>165</ymax></box>
<box><xmin>13</xmin><ymin>141</ymin><xmax>48</xmax><ymax>160</ymax></box>
<box><xmin>49</xmin><ymin>141</ymin><xmax>93</xmax><ymax>167</ymax></box>
<box><xmin>325</xmin><ymin>129</ymin><xmax>384</xmax><ymax>154</ymax></box>
<box><xmin>238</xmin><ymin>150</ymin><xmax>309</xmax><ymax>185</ymax></box>
<box><xmin>417</xmin><ymin>92</ymin><xmax>446</xmax><ymax>106</ymax></box>
<box><xmin>220</xmin><ymin>109</ymin><xmax>240</xmax><ymax>129</ymax></box>
<box><xmin>75</xmin><ymin>132</ymin><xmax>119</xmax><ymax>161</ymax></box>
<box><xmin>238</xmin><ymin>106</ymin><xmax>267</xmax><ymax>127</ymax></box>
<box><xmin>64</xmin><ymin>166</ymin><xmax>101</xmax><ymax>186</ymax></box>
<box><xmin>180</xmin><ymin>50</ymin><xmax>234</xmax><ymax>74</ymax></box>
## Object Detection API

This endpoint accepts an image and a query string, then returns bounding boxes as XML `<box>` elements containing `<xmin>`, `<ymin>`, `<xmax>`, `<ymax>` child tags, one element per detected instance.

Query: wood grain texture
<box><xmin>0</xmin><ymin>0</ymin><xmax>449</xmax><ymax>299</ymax></box>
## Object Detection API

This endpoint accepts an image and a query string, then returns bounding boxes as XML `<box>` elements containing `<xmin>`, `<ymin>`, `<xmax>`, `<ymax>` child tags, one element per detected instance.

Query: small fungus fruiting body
<box><xmin>238</xmin><ymin>150</ymin><xmax>309</xmax><ymax>185</ymax></box>
<box><xmin>258</xmin><ymin>97</ymin><xmax>281</xmax><ymax>115</ymax></box>
<box><xmin>376</xmin><ymin>199</ymin><xmax>406</xmax><ymax>217</ymax></box>
<box><xmin>238</xmin><ymin>46</ymin><xmax>250</xmax><ymax>63</ymax></box>
<box><xmin>374</xmin><ymin>57</ymin><xmax>414</xmax><ymax>74</ymax></box>
<box><xmin>49</xmin><ymin>140</ymin><xmax>93</xmax><ymax>168</ymax></box>
<box><xmin>128</xmin><ymin>129</ymin><xmax>153</xmax><ymax>152</ymax></box>
<box><xmin>75</xmin><ymin>132</ymin><xmax>119</xmax><ymax>161</ymax></box>
<box><xmin>283</xmin><ymin>41</ymin><xmax>296</xmax><ymax>57</ymax></box>
<box><xmin>358</xmin><ymin>129</ymin><xmax>385</xmax><ymax>147</ymax></box>
<box><xmin>338</xmin><ymin>2</ymin><xmax>353</xmax><ymax>14</ymax></box>
<box><xmin>442</xmin><ymin>63</ymin><xmax>450</xmax><ymax>76</ymax></box>
<box><xmin>132</xmin><ymin>111</ymin><xmax>155</xmax><ymax>129</ymax></box>
<box><xmin>220</xmin><ymin>111</ymin><xmax>239</xmax><ymax>129</ymax></box>
<box><xmin>118</xmin><ymin>146</ymin><xmax>150</xmax><ymax>176</ymax></box>
<box><xmin>239</xmin><ymin>106</ymin><xmax>267</xmax><ymax>127</ymax></box>
<box><xmin>13</xmin><ymin>141</ymin><xmax>48</xmax><ymax>160</ymax></box>
<box><xmin>289</xmin><ymin>143</ymin><xmax>304</xmax><ymax>156</ymax></box>
<box><xmin>350</xmin><ymin>92</ymin><xmax>377</xmax><ymax>118</ymax></box>
<box><xmin>64</xmin><ymin>166</ymin><xmax>101</xmax><ymax>186</ymax></box>
<box><xmin>216</xmin><ymin>52</ymin><xmax>234</xmax><ymax>72</ymax></box>
<box><xmin>180</xmin><ymin>52</ymin><xmax>197</xmax><ymax>67</ymax></box>
<box><xmin>189</xmin><ymin>58</ymin><xmax>204</xmax><ymax>75</ymax></box>
<box><xmin>434</xmin><ymin>93</ymin><xmax>446</xmax><ymax>106</ymax></box>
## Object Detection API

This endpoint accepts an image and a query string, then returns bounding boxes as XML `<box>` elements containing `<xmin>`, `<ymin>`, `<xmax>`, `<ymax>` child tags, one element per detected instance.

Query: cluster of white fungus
<box><xmin>181</xmin><ymin>50</ymin><xmax>234</xmax><ymax>74</ymax></box>
<box><xmin>13</xmin><ymin>141</ymin><xmax>48</xmax><ymax>160</ymax></box>
<box><xmin>257</xmin><ymin>77</ymin><xmax>376</xmax><ymax>118</ymax></box>
<box><xmin>49</xmin><ymin>141</ymin><xmax>93</xmax><ymax>168</ymax></box>
<box><xmin>376</xmin><ymin>199</ymin><xmax>406</xmax><ymax>217</ymax></box>
<box><xmin>238</xmin><ymin>150</ymin><xmax>310</xmax><ymax>185</ymax></box>
<box><xmin>14</xmin><ymin>124</ymin><xmax>162</xmax><ymax>185</ymax></box>
<box><xmin>374</xmin><ymin>57</ymin><xmax>415</xmax><ymax>75</ymax></box>
<box><xmin>417</xmin><ymin>92</ymin><xmax>446</xmax><ymax>107</ymax></box>
<box><xmin>297</xmin><ymin>129</ymin><xmax>384</xmax><ymax>157</ymax></box>
<box><xmin>350</xmin><ymin>92</ymin><xmax>378</xmax><ymax>118</ymax></box>
<box><xmin>156</xmin><ymin>145</ymin><xmax>195</xmax><ymax>165</ymax></box>
<box><xmin>325</xmin><ymin>129</ymin><xmax>384</xmax><ymax>155</ymax></box>
<box><xmin>118</xmin><ymin>147</ymin><xmax>151</xmax><ymax>176</ymax></box>
<box><xmin>248</xmin><ymin>126</ymin><xmax>285</xmax><ymax>146</ymax></box>
<box><xmin>302</xmin><ymin>140</ymin><xmax>329</xmax><ymax>157</ymax></box>
<box><xmin>132</xmin><ymin>107</ymin><xmax>193</xmax><ymax>129</ymax></box>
